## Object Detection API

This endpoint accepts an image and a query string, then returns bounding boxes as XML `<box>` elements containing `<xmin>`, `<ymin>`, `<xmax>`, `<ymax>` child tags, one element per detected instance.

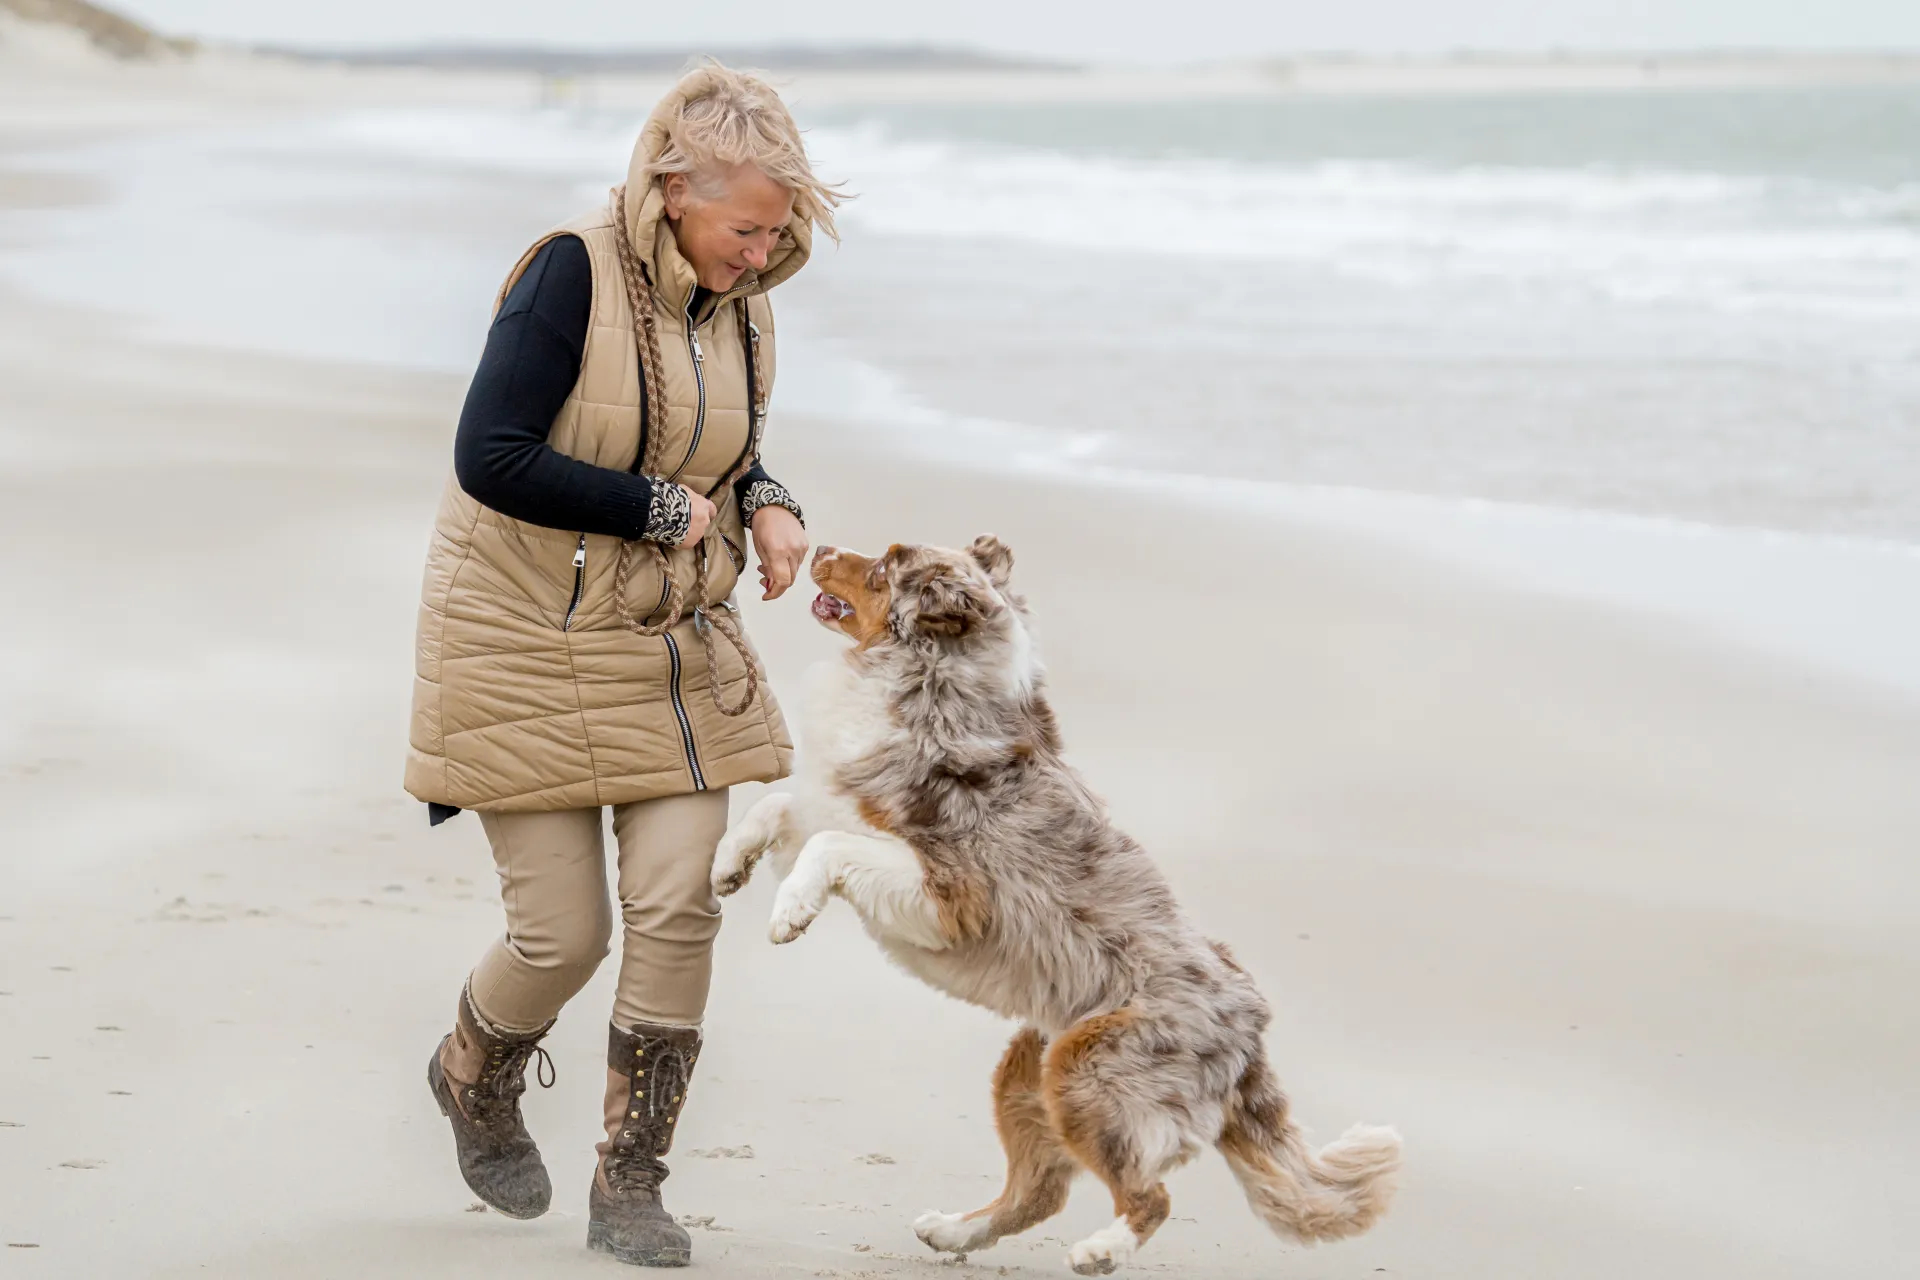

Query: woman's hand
<box><xmin>750</xmin><ymin>505</ymin><xmax>809</xmax><ymax>600</ymax></box>
<box><xmin>675</xmin><ymin>487</ymin><xmax>717</xmax><ymax>550</ymax></box>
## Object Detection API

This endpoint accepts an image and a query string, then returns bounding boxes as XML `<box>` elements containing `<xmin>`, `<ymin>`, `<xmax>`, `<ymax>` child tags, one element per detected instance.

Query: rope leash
<box><xmin>609</xmin><ymin>183</ymin><xmax>765</xmax><ymax>717</ymax></box>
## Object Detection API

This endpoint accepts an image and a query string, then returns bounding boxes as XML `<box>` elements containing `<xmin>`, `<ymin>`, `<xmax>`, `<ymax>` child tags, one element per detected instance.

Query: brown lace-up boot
<box><xmin>427</xmin><ymin>986</ymin><xmax>556</xmax><ymax>1219</ymax></box>
<box><xmin>586</xmin><ymin>1021</ymin><xmax>702</xmax><ymax>1267</ymax></box>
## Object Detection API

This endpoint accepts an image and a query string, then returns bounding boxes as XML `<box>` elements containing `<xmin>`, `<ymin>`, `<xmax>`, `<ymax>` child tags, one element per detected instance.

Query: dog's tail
<box><xmin>1217</xmin><ymin>1055</ymin><xmax>1401</xmax><ymax>1245</ymax></box>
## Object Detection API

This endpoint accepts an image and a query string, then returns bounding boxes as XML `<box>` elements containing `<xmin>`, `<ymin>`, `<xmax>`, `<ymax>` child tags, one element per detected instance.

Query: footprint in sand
<box><xmin>58</xmin><ymin>1158</ymin><xmax>105</xmax><ymax>1170</ymax></box>
<box><xmin>855</xmin><ymin>1152</ymin><xmax>895</xmax><ymax>1165</ymax></box>
<box><xmin>687</xmin><ymin>1145</ymin><xmax>755</xmax><ymax>1159</ymax></box>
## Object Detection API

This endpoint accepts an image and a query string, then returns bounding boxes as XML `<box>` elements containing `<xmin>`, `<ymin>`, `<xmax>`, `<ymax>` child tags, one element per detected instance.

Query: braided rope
<box><xmin>609</xmin><ymin>185</ymin><xmax>687</xmax><ymax>640</ymax></box>
<box><xmin>607</xmin><ymin>184</ymin><xmax>764</xmax><ymax>717</ymax></box>
<box><xmin>696</xmin><ymin>547</ymin><xmax>760</xmax><ymax>716</ymax></box>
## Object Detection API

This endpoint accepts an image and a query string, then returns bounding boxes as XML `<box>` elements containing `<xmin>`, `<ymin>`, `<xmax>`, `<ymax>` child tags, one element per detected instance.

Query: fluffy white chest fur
<box><xmin>784</xmin><ymin>658</ymin><xmax>892</xmax><ymax>844</ymax></box>
<box><xmin>710</xmin><ymin>657</ymin><xmax>956</xmax><ymax>956</ymax></box>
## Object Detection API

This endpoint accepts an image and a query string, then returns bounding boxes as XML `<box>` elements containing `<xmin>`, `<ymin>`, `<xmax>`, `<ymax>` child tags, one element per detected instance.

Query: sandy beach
<box><xmin>3</xmin><ymin>30</ymin><xmax>1919</xmax><ymax>1280</ymax></box>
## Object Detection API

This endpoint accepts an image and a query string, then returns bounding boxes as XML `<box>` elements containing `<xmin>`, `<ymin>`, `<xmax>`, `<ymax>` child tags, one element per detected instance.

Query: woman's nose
<box><xmin>743</xmin><ymin>240</ymin><xmax>770</xmax><ymax>270</ymax></box>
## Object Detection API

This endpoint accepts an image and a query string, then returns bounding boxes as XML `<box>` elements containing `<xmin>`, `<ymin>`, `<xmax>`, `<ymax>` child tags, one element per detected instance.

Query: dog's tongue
<box><xmin>811</xmin><ymin>592</ymin><xmax>850</xmax><ymax>622</ymax></box>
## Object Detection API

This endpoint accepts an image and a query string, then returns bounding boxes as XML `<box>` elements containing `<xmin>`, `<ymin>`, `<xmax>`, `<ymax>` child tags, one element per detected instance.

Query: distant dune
<box><xmin>0</xmin><ymin>0</ymin><xmax>191</xmax><ymax>58</ymax></box>
<box><xmin>1258</xmin><ymin>47</ymin><xmax>1920</xmax><ymax>91</ymax></box>
<box><xmin>255</xmin><ymin>41</ymin><xmax>1079</xmax><ymax>76</ymax></box>
<box><xmin>249</xmin><ymin>39</ymin><xmax>1920</xmax><ymax>95</ymax></box>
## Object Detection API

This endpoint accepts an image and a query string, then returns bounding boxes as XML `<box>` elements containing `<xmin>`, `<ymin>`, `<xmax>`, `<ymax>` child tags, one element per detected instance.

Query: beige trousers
<box><xmin>467</xmin><ymin>790</ymin><xmax>730</xmax><ymax>1032</ymax></box>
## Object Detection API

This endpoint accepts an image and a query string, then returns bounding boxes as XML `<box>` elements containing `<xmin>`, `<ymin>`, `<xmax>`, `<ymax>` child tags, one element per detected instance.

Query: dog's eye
<box><xmin>865</xmin><ymin>560</ymin><xmax>887</xmax><ymax>590</ymax></box>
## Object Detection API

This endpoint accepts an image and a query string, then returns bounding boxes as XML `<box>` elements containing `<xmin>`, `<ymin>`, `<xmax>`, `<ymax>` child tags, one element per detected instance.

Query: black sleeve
<box><xmin>452</xmin><ymin>235</ymin><xmax>660</xmax><ymax>541</ymax></box>
<box><xmin>734</xmin><ymin>458</ymin><xmax>774</xmax><ymax>496</ymax></box>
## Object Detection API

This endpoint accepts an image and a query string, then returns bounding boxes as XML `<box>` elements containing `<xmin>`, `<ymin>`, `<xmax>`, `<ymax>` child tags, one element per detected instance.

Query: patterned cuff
<box><xmin>740</xmin><ymin>479</ymin><xmax>805</xmax><ymax>529</ymax></box>
<box><xmin>645</xmin><ymin>480</ymin><xmax>693</xmax><ymax>545</ymax></box>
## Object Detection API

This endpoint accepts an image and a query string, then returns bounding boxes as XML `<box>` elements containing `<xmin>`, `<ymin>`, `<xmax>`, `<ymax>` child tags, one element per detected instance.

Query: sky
<box><xmin>113</xmin><ymin>0</ymin><xmax>1920</xmax><ymax>64</ymax></box>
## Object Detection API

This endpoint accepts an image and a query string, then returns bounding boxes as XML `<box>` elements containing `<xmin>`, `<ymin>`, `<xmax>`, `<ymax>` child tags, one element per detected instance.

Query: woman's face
<box><xmin>663</xmin><ymin>163</ymin><xmax>797</xmax><ymax>294</ymax></box>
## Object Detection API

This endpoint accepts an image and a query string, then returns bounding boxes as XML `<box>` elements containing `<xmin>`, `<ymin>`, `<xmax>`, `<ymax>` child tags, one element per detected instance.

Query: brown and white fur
<box><xmin>712</xmin><ymin>536</ymin><xmax>1401</xmax><ymax>1275</ymax></box>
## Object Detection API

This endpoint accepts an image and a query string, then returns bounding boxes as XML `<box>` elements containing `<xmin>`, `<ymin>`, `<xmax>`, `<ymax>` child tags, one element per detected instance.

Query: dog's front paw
<box><xmin>710</xmin><ymin>833</ymin><xmax>760</xmax><ymax>899</ymax></box>
<box><xmin>1067</xmin><ymin>1220</ymin><xmax>1138</xmax><ymax>1276</ymax></box>
<box><xmin>915</xmin><ymin>1210</ymin><xmax>994</xmax><ymax>1257</ymax></box>
<box><xmin>767</xmin><ymin>881</ymin><xmax>825</xmax><ymax>944</ymax></box>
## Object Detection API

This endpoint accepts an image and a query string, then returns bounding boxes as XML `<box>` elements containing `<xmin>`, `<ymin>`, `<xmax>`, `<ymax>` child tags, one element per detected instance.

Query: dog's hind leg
<box><xmin>916</xmin><ymin>1028</ymin><xmax>1079</xmax><ymax>1257</ymax></box>
<box><xmin>1044</xmin><ymin>1011</ymin><xmax>1185</xmax><ymax>1276</ymax></box>
<box><xmin>712</xmin><ymin>793</ymin><xmax>797</xmax><ymax>898</ymax></box>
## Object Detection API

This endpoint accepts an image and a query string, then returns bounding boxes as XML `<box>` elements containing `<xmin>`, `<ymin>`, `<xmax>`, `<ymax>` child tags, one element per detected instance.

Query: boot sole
<box><xmin>587</xmin><ymin>1222</ymin><xmax>691</xmax><ymax>1267</ymax></box>
<box><xmin>429</xmin><ymin>1040</ymin><xmax>551</xmax><ymax>1221</ymax></box>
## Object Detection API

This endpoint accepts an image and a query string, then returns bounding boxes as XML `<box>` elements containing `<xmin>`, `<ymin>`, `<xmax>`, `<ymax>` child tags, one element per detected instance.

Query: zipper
<box><xmin>662</xmin><ymin>632</ymin><xmax>706</xmax><ymax>791</ymax></box>
<box><xmin>670</xmin><ymin>293</ymin><xmax>707</xmax><ymax>481</ymax></box>
<box><xmin>561</xmin><ymin>535</ymin><xmax>587</xmax><ymax>630</ymax></box>
<box><xmin>706</xmin><ymin>311</ymin><xmax>760</xmax><ymax>507</ymax></box>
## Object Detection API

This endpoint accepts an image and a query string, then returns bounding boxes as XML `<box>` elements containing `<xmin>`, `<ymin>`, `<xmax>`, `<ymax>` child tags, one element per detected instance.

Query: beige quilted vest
<box><xmin>405</xmin><ymin>91</ymin><xmax>809</xmax><ymax>811</ymax></box>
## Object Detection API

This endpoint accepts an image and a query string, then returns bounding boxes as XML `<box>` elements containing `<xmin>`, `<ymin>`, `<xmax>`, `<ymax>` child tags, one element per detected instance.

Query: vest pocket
<box><xmin>559</xmin><ymin>535</ymin><xmax>736</xmax><ymax>634</ymax></box>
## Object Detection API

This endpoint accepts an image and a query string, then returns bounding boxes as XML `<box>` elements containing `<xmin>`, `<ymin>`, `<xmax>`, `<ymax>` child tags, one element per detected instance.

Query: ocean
<box><xmin>13</xmin><ymin>83</ymin><xmax>1918</xmax><ymax>541</ymax></box>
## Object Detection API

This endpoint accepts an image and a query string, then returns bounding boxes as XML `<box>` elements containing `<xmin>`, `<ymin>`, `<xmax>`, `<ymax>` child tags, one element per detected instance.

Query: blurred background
<box><xmin>1</xmin><ymin>3</ymin><xmax>1916</xmax><ymax>1277</ymax></box>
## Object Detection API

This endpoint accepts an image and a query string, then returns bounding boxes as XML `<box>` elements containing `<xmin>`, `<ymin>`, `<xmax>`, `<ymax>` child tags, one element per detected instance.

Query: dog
<box><xmin>712</xmin><ymin>535</ymin><xmax>1401</xmax><ymax>1275</ymax></box>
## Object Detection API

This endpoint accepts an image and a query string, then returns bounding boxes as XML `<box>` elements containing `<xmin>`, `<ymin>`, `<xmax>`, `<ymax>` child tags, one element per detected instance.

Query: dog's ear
<box><xmin>914</xmin><ymin>569</ymin><xmax>999</xmax><ymax>637</ymax></box>
<box><xmin>866</xmin><ymin>546</ymin><xmax>902</xmax><ymax>591</ymax></box>
<box><xmin>968</xmin><ymin>535</ymin><xmax>1014</xmax><ymax>588</ymax></box>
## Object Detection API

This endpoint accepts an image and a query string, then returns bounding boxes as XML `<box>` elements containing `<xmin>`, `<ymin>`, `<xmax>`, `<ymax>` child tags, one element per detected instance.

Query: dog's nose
<box><xmin>811</xmin><ymin>546</ymin><xmax>837</xmax><ymax>566</ymax></box>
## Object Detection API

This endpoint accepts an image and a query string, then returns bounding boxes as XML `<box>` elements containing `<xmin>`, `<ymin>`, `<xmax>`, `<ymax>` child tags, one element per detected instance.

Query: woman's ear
<box><xmin>662</xmin><ymin>173</ymin><xmax>689</xmax><ymax>221</ymax></box>
<box><xmin>968</xmin><ymin>535</ymin><xmax>1014</xmax><ymax>588</ymax></box>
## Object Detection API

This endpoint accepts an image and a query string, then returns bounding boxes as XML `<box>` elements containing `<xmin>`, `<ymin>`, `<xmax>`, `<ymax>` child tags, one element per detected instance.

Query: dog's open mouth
<box><xmin>811</xmin><ymin>592</ymin><xmax>853</xmax><ymax>623</ymax></box>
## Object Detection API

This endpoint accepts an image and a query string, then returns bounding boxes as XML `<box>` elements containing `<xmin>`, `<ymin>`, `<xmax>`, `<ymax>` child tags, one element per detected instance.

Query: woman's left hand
<box><xmin>750</xmin><ymin>505</ymin><xmax>809</xmax><ymax>601</ymax></box>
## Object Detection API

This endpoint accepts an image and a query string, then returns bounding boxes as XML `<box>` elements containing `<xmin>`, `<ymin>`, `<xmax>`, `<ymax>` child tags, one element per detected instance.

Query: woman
<box><xmin>405</xmin><ymin>64</ymin><xmax>839</xmax><ymax>1268</ymax></box>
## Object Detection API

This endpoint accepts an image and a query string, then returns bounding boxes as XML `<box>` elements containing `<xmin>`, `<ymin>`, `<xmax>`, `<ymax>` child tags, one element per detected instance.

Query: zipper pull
<box><xmin>572</xmin><ymin>537</ymin><xmax>587</xmax><ymax>568</ymax></box>
<box><xmin>690</xmin><ymin>331</ymin><xmax>704</xmax><ymax>362</ymax></box>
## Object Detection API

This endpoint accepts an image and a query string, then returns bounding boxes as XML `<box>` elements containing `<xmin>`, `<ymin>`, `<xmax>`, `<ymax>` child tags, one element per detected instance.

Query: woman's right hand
<box><xmin>676</xmin><ymin>486</ymin><xmax>717</xmax><ymax>550</ymax></box>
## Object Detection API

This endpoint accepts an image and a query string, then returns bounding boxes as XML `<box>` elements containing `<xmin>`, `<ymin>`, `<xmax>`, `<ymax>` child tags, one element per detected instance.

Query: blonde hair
<box><xmin>641</xmin><ymin>62</ymin><xmax>846</xmax><ymax>242</ymax></box>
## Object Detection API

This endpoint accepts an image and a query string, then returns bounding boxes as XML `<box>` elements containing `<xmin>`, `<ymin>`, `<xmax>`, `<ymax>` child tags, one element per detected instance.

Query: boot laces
<box><xmin>605</xmin><ymin>1036</ymin><xmax>695</xmax><ymax>1194</ymax></box>
<box><xmin>471</xmin><ymin>1041</ymin><xmax>554</xmax><ymax>1118</ymax></box>
<box><xmin>604</xmin><ymin>1149</ymin><xmax>667</xmax><ymax>1196</ymax></box>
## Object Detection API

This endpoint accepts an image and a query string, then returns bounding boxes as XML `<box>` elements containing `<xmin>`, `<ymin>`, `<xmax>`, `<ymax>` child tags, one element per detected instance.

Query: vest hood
<box><xmin>624</xmin><ymin>68</ymin><xmax>814</xmax><ymax>316</ymax></box>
